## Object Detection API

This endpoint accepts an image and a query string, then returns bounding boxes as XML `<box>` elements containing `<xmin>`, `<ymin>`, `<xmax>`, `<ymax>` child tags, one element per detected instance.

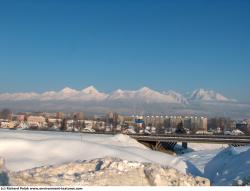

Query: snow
<box><xmin>176</xmin><ymin>143</ymin><xmax>227</xmax><ymax>176</ymax></box>
<box><xmin>0</xmin><ymin>129</ymin><xmax>187</xmax><ymax>174</ymax></box>
<box><xmin>2</xmin><ymin>86</ymin><xmax>235</xmax><ymax>104</ymax></box>
<box><xmin>186</xmin><ymin>143</ymin><xmax>228</xmax><ymax>152</ymax></box>
<box><xmin>81</xmin><ymin>86</ymin><xmax>99</xmax><ymax>94</ymax></box>
<box><xmin>188</xmin><ymin>89</ymin><xmax>236</xmax><ymax>102</ymax></box>
<box><xmin>1</xmin><ymin>129</ymin><xmax>250</xmax><ymax>186</ymax></box>
<box><xmin>204</xmin><ymin>146</ymin><xmax>250</xmax><ymax>186</ymax></box>
<box><xmin>42</xmin><ymin>86</ymin><xmax>108</xmax><ymax>101</ymax></box>
<box><xmin>162</xmin><ymin>90</ymin><xmax>188</xmax><ymax>104</ymax></box>
<box><xmin>107</xmin><ymin>87</ymin><xmax>187</xmax><ymax>104</ymax></box>
<box><xmin>8</xmin><ymin>157</ymin><xmax>210</xmax><ymax>186</ymax></box>
<box><xmin>181</xmin><ymin>148</ymin><xmax>225</xmax><ymax>176</ymax></box>
<box><xmin>0</xmin><ymin>92</ymin><xmax>39</xmax><ymax>101</ymax></box>
<box><xmin>60</xmin><ymin>87</ymin><xmax>78</xmax><ymax>94</ymax></box>
<box><xmin>179</xmin><ymin>143</ymin><xmax>250</xmax><ymax>186</ymax></box>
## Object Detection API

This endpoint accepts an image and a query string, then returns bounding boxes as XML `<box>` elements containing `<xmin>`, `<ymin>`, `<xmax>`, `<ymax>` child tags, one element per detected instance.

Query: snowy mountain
<box><xmin>81</xmin><ymin>86</ymin><xmax>99</xmax><ymax>94</ymax></box>
<box><xmin>162</xmin><ymin>90</ymin><xmax>189</xmax><ymax>104</ymax></box>
<box><xmin>0</xmin><ymin>92</ymin><xmax>39</xmax><ymax>101</ymax></box>
<box><xmin>0</xmin><ymin>86</ymin><xmax>247</xmax><ymax>117</ymax></box>
<box><xmin>34</xmin><ymin>86</ymin><xmax>108</xmax><ymax>102</ymax></box>
<box><xmin>188</xmin><ymin>89</ymin><xmax>236</xmax><ymax>102</ymax></box>
<box><xmin>40</xmin><ymin>87</ymin><xmax>78</xmax><ymax>101</ymax></box>
<box><xmin>108</xmin><ymin>87</ymin><xmax>187</xmax><ymax>104</ymax></box>
<box><xmin>0</xmin><ymin>86</ymin><xmax>237</xmax><ymax>104</ymax></box>
<box><xmin>78</xmin><ymin>86</ymin><xmax>108</xmax><ymax>101</ymax></box>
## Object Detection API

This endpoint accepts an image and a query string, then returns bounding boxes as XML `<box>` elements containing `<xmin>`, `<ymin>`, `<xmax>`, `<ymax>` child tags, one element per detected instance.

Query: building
<box><xmin>183</xmin><ymin>117</ymin><xmax>192</xmax><ymax>130</ymax></box>
<box><xmin>139</xmin><ymin>115</ymin><xmax>208</xmax><ymax>133</ymax></box>
<box><xmin>94</xmin><ymin>115</ymin><xmax>106</xmax><ymax>121</ymax></box>
<box><xmin>56</xmin><ymin>112</ymin><xmax>64</xmax><ymax>119</ymax></box>
<box><xmin>65</xmin><ymin>120</ymin><xmax>74</xmax><ymax>131</ymax></box>
<box><xmin>200</xmin><ymin>117</ymin><xmax>208</xmax><ymax>131</ymax></box>
<box><xmin>94</xmin><ymin>121</ymin><xmax>106</xmax><ymax>131</ymax></box>
<box><xmin>236</xmin><ymin>121</ymin><xmax>249</xmax><ymax>134</ymax></box>
<box><xmin>117</xmin><ymin>115</ymin><xmax>125</xmax><ymax>124</ymax></box>
<box><xmin>170</xmin><ymin>116</ymin><xmax>183</xmax><ymax>129</ymax></box>
<box><xmin>143</xmin><ymin>116</ymin><xmax>165</xmax><ymax>127</ymax></box>
<box><xmin>224</xmin><ymin>120</ymin><xmax>236</xmax><ymax>131</ymax></box>
<box><xmin>17</xmin><ymin>115</ymin><xmax>25</xmax><ymax>122</ymax></box>
<box><xmin>47</xmin><ymin>118</ymin><xmax>62</xmax><ymax>129</ymax></box>
<box><xmin>11</xmin><ymin>115</ymin><xmax>25</xmax><ymax>122</ymax></box>
<box><xmin>190</xmin><ymin>117</ymin><xmax>208</xmax><ymax>132</ymax></box>
<box><xmin>162</xmin><ymin>116</ymin><xmax>170</xmax><ymax>129</ymax></box>
<box><xmin>144</xmin><ymin>116</ymin><xmax>153</xmax><ymax>126</ymax></box>
<box><xmin>106</xmin><ymin>112</ymin><xmax>120</xmax><ymax>126</ymax></box>
<box><xmin>208</xmin><ymin>117</ymin><xmax>230</xmax><ymax>131</ymax></box>
<box><xmin>73</xmin><ymin>112</ymin><xmax>84</xmax><ymax>120</ymax></box>
<box><xmin>134</xmin><ymin>116</ymin><xmax>144</xmax><ymax>128</ymax></box>
<box><xmin>0</xmin><ymin>121</ymin><xmax>15</xmax><ymax>129</ymax></box>
<box><xmin>27</xmin><ymin>116</ymin><xmax>46</xmax><ymax>128</ymax></box>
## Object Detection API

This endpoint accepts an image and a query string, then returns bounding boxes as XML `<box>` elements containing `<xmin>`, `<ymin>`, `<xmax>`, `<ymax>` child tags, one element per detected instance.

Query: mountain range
<box><xmin>0</xmin><ymin>86</ymin><xmax>236</xmax><ymax>103</ymax></box>
<box><xmin>0</xmin><ymin>86</ymin><xmax>248</xmax><ymax>118</ymax></box>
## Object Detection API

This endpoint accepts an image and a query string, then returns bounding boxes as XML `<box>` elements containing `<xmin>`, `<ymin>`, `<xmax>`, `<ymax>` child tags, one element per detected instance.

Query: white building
<box><xmin>27</xmin><ymin>116</ymin><xmax>46</xmax><ymax>128</ymax></box>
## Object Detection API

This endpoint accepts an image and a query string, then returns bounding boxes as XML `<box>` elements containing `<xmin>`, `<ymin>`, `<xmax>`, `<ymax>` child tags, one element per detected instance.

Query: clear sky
<box><xmin>0</xmin><ymin>0</ymin><xmax>249</xmax><ymax>102</ymax></box>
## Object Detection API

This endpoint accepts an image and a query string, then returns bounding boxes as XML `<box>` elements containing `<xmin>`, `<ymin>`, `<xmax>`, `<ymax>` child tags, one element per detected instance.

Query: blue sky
<box><xmin>0</xmin><ymin>0</ymin><xmax>250</xmax><ymax>102</ymax></box>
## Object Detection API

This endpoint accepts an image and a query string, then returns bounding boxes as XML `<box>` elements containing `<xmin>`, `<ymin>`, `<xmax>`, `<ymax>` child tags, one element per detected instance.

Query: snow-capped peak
<box><xmin>138</xmin><ymin>87</ymin><xmax>152</xmax><ymax>92</ymax></box>
<box><xmin>60</xmin><ymin>87</ymin><xmax>78</xmax><ymax>94</ymax></box>
<box><xmin>115</xmin><ymin>89</ymin><xmax>124</xmax><ymax>93</ymax></box>
<box><xmin>82</xmin><ymin>86</ymin><xmax>99</xmax><ymax>94</ymax></box>
<box><xmin>108</xmin><ymin>87</ymin><xmax>188</xmax><ymax>104</ymax></box>
<box><xmin>108</xmin><ymin>89</ymin><xmax>131</xmax><ymax>100</ymax></box>
<box><xmin>189</xmin><ymin>89</ymin><xmax>235</xmax><ymax>102</ymax></box>
<box><xmin>110</xmin><ymin>89</ymin><xmax>125</xmax><ymax>96</ymax></box>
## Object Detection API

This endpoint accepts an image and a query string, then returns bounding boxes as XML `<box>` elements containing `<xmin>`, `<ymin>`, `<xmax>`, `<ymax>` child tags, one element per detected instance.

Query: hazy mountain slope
<box><xmin>188</xmin><ymin>89</ymin><xmax>236</xmax><ymax>102</ymax></box>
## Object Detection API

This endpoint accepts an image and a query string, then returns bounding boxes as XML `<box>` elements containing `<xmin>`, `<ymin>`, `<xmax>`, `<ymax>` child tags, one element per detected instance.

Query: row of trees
<box><xmin>59</xmin><ymin>119</ymin><xmax>86</xmax><ymax>131</ymax></box>
<box><xmin>0</xmin><ymin>109</ymin><xmax>12</xmax><ymax>120</ymax></box>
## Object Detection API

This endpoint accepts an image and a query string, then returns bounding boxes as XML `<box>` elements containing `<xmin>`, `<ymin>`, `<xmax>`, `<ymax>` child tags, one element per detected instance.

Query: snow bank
<box><xmin>181</xmin><ymin>149</ymin><xmax>224</xmax><ymax>176</ymax></box>
<box><xmin>111</xmin><ymin>134</ymin><xmax>148</xmax><ymax>149</ymax></box>
<box><xmin>177</xmin><ymin>143</ymin><xmax>228</xmax><ymax>177</ymax></box>
<box><xmin>0</xmin><ymin>129</ymin><xmax>187</xmax><ymax>174</ymax></box>
<box><xmin>204</xmin><ymin>146</ymin><xmax>250</xmax><ymax>186</ymax></box>
<box><xmin>180</xmin><ymin>144</ymin><xmax>250</xmax><ymax>186</ymax></box>
<box><xmin>9</xmin><ymin>157</ymin><xmax>210</xmax><ymax>186</ymax></box>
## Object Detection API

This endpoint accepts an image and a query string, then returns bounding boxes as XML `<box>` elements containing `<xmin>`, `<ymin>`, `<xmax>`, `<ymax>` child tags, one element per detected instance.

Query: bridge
<box><xmin>128</xmin><ymin>134</ymin><xmax>250</xmax><ymax>144</ymax></box>
<box><xmin>80</xmin><ymin>131</ymin><xmax>250</xmax><ymax>151</ymax></box>
<box><xmin>127</xmin><ymin>134</ymin><xmax>250</xmax><ymax>151</ymax></box>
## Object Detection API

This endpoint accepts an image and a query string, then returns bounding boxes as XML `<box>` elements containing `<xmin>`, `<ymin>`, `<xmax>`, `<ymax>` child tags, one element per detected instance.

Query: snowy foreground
<box><xmin>4</xmin><ymin>157</ymin><xmax>209</xmax><ymax>186</ymax></box>
<box><xmin>0</xmin><ymin>129</ymin><xmax>186</xmax><ymax>173</ymax></box>
<box><xmin>0</xmin><ymin>129</ymin><xmax>250</xmax><ymax>186</ymax></box>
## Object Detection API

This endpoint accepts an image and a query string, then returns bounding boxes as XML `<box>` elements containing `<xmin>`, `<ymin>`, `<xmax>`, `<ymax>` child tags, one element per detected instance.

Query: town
<box><xmin>0</xmin><ymin>109</ymin><xmax>249</xmax><ymax>136</ymax></box>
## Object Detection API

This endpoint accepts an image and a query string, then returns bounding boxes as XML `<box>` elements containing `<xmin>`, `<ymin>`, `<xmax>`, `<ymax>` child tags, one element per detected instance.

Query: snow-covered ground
<box><xmin>178</xmin><ymin>144</ymin><xmax>227</xmax><ymax>176</ymax></box>
<box><xmin>0</xmin><ymin>129</ymin><xmax>249</xmax><ymax>186</ymax></box>
<box><xmin>204</xmin><ymin>146</ymin><xmax>250</xmax><ymax>186</ymax></box>
<box><xmin>0</xmin><ymin>129</ymin><xmax>186</xmax><ymax>174</ymax></box>
<box><xmin>179</xmin><ymin>143</ymin><xmax>250</xmax><ymax>186</ymax></box>
<box><xmin>176</xmin><ymin>143</ymin><xmax>227</xmax><ymax>171</ymax></box>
